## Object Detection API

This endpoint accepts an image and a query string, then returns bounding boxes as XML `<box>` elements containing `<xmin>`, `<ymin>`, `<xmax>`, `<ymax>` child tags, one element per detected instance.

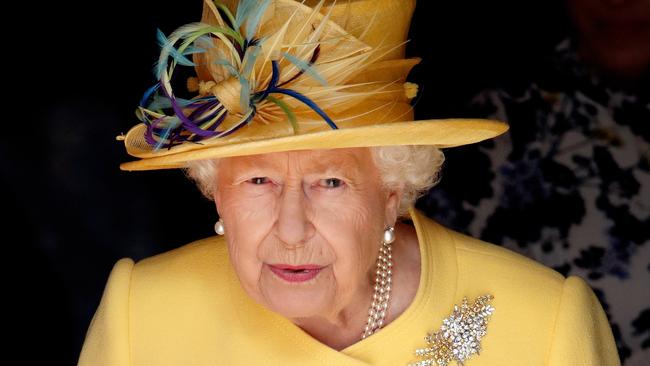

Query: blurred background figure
<box><xmin>419</xmin><ymin>0</ymin><xmax>649</xmax><ymax>364</ymax></box>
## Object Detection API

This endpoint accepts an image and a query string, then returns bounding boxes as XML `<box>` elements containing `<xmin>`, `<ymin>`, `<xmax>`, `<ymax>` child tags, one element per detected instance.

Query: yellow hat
<box><xmin>118</xmin><ymin>0</ymin><xmax>508</xmax><ymax>171</ymax></box>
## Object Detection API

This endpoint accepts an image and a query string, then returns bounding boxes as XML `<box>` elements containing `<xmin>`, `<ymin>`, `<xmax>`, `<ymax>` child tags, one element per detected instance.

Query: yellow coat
<box><xmin>78</xmin><ymin>207</ymin><xmax>620</xmax><ymax>365</ymax></box>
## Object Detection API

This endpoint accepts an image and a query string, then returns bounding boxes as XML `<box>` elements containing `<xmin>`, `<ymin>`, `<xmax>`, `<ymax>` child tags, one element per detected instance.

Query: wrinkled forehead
<box><xmin>223</xmin><ymin>148</ymin><xmax>373</xmax><ymax>175</ymax></box>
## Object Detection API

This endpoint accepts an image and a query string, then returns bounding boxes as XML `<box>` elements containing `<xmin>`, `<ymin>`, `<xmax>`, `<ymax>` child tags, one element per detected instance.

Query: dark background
<box><xmin>5</xmin><ymin>0</ymin><xmax>568</xmax><ymax>364</ymax></box>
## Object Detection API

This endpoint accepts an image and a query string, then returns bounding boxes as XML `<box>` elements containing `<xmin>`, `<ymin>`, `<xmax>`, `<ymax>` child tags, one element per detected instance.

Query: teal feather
<box><xmin>182</xmin><ymin>45</ymin><xmax>207</xmax><ymax>56</ymax></box>
<box><xmin>176</xmin><ymin>97</ymin><xmax>195</xmax><ymax>107</ymax></box>
<box><xmin>281</xmin><ymin>51</ymin><xmax>328</xmax><ymax>86</ymax></box>
<box><xmin>147</xmin><ymin>94</ymin><xmax>194</xmax><ymax>111</ymax></box>
<box><xmin>154</xmin><ymin>28</ymin><xmax>200</xmax><ymax>79</ymax></box>
<box><xmin>146</xmin><ymin>94</ymin><xmax>171</xmax><ymax>111</ymax></box>
<box><xmin>154</xmin><ymin>116</ymin><xmax>181</xmax><ymax>151</ymax></box>
<box><xmin>241</xmin><ymin>44</ymin><xmax>261</xmax><ymax>78</ymax></box>
<box><xmin>234</xmin><ymin>0</ymin><xmax>257</xmax><ymax>29</ymax></box>
<box><xmin>244</xmin><ymin>0</ymin><xmax>271</xmax><ymax>41</ymax></box>
<box><xmin>213</xmin><ymin>59</ymin><xmax>240</xmax><ymax>77</ymax></box>
<box><xmin>238</xmin><ymin>75</ymin><xmax>251</xmax><ymax>114</ymax></box>
<box><xmin>192</xmin><ymin>34</ymin><xmax>214</xmax><ymax>53</ymax></box>
<box><xmin>153</xmin><ymin>29</ymin><xmax>173</xmax><ymax>79</ymax></box>
<box><xmin>158</xmin><ymin>29</ymin><xmax>196</xmax><ymax>65</ymax></box>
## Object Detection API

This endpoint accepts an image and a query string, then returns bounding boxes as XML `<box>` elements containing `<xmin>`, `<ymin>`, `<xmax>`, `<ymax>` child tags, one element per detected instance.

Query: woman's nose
<box><xmin>275</xmin><ymin>183</ymin><xmax>315</xmax><ymax>248</ymax></box>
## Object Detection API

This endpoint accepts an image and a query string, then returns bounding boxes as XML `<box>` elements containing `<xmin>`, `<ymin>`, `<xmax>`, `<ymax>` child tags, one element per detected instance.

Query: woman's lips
<box><xmin>268</xmin><ymin>264</ymin><xmax>324</xmax><ymax>282</ymax></box>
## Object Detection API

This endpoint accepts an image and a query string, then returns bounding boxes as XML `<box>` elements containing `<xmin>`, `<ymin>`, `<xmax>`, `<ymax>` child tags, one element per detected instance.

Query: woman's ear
<box><xmin>383</xmin><ymin>184</ymin><xmax>404</xmax><ymax>227</ymax></box>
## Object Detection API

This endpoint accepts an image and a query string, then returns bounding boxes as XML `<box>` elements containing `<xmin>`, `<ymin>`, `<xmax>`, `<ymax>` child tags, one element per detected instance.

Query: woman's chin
<box><xmin>259</xmin><ymin>268</ymin><xmax>334</xmax><ymax>318</ymax></box>
<box><xmin>273</xmin><ymin>302</ymin><xmax>324</xmax><ymax>319</ymax></box>
<box><xmin>265</xmin><ymin>291</ymin><xmax>330</xmax><ymax>319</ymax></box>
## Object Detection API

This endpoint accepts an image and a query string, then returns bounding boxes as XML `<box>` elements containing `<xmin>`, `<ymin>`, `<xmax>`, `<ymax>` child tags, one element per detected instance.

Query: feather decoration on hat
<box><xmin>131</xmin><ymin>0</ymin><xmax>419</xmax><ymax>152</ymax></box>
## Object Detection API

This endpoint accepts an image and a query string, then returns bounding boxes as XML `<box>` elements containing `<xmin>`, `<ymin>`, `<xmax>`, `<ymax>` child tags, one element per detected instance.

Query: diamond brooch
<box><xmin>408</xmin><ymin>294</ymin><xmax>495</xmax><ymax>366</ymax></box>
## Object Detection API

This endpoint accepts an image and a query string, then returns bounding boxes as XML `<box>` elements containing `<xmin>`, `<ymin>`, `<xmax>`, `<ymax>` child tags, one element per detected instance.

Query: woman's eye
<box><xmin>319</xmin><ymin>178</ymin><xmax>344</xmax><ymax>189</ymax></box>
<box><xmin>249</xmin><ymin>177</ymin><xmax>269</xmax><ymax>185</ymax></box>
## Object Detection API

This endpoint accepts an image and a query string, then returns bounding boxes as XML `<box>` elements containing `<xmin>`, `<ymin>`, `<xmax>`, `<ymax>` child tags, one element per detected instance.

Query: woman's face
<box><xmin>567</xmin><ymin>0</ymin><xmax>650</xmax><ymax>80</ymax></box>
<box><xmin>213</xmin><ymin>147</ymin><xmax>401</xmax><ymax>323</ymax></box>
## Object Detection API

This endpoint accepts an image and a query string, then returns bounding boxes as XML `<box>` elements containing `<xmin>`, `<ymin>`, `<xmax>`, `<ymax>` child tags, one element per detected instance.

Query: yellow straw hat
<box><xmin>118</xmin><ymin>0</ymin><xmax>508</xmax><ymax>171</ymax></box>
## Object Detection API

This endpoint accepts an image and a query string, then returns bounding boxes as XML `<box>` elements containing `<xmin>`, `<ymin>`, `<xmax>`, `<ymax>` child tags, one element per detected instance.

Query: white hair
<box><xmin>182</xmin><ymin>146</ymin><xmax>445</xmax><ymax>218</ymax></box>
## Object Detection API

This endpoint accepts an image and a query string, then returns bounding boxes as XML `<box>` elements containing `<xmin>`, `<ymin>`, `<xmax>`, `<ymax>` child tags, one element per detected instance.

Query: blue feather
<box><xmin>270</xmin><ymin>87</ymin><xmax>338</xmax><ymax>129</ymax></box>
<box><xmin>140</xmin><ymin>83</ymin><xmax>161</xmax><ymax>107</ymax></box>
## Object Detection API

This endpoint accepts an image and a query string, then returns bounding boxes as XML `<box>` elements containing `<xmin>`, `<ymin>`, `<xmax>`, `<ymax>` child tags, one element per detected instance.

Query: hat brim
<box><xmin>119</xmin><ymin>118</ymin><xmax>508</xmax><ymax>171</ymax></box>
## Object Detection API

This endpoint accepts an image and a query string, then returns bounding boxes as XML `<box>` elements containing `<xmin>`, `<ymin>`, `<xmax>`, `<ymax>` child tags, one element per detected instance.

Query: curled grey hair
<box><xmin>182</xmin><ymin>146</ymin><xmax>445</xmax><ymax>218</ymax></box>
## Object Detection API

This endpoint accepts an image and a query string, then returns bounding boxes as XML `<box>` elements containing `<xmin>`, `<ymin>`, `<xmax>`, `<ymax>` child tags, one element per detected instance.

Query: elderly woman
<box><xmin>78</xmin><ymin>0</ymin><xmax>619</xmax><ymax>365</ymax></box>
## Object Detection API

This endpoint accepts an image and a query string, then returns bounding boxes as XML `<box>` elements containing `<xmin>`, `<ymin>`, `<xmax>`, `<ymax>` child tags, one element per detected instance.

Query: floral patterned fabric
<box><xmin>418</xmin><ymin>39</ymin><xmax>650</xmax><ymax>365</ymax></box>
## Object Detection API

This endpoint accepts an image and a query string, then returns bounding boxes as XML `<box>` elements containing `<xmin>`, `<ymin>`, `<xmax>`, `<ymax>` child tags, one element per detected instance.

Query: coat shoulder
<box><xmin>447</xmin><ymin>227</ymin><xmax>566</xmax><ymax>288</ymax></box>
<box><xmin>134</xmin><ymin>235</ymin><xmax>228</xmax><ymax>272</ymax></box>
<box><xmin>127</xmin><ymin>235</ymin><xmax>231</xmax><ymax>296</ymax></box>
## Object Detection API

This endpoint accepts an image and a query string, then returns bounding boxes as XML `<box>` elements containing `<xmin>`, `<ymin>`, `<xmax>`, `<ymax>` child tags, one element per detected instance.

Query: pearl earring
<box><xmin>383</xmin><ymin>225</ymin><xmax>395</xmax><ymax>244</ymax></box>
<box><xmin>214</xmin><ymin>218</ymin><xmax>225</xmax><ymax>235</ymax></box>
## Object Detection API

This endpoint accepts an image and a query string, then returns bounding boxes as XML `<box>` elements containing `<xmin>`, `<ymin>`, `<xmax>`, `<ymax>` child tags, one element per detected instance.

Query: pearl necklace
<box><xmin>362</xmin><ymin>226</ymin><xmax>394</xmax><ymax>339</ymax></box>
